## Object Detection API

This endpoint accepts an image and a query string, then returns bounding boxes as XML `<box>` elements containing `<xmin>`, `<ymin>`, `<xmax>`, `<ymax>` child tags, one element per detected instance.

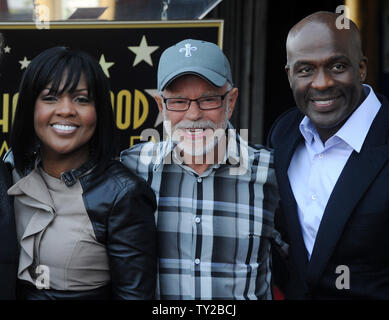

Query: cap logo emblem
<box><xmin>179</xmin><ymin>43</ymin><xmax>197</xmax><ymax>57</ymax></box>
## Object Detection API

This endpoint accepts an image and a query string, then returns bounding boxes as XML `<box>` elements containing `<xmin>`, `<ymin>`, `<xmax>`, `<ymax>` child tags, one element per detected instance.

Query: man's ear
<box><xmin>227</xmin><ymin>87</ymin><xmax>238</xmax><ymax>120</ymax></box>
<box><xmin>285</xmin><ymin>65</ymin><xmax>292</xmax><ymax>88</ymax></box>
<box><xmin>359</xmin><ymin>56</ymin><xmax>368</xmax><ymax>83</ymax></box>
<box><xmin>154</xmin><ymin>94</ymin><xmax>164</xmax><ymax>113</ymax></box>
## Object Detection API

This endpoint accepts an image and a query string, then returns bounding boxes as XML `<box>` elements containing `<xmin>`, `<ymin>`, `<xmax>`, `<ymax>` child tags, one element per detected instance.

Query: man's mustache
<box><xmin>306</xmin><ymin>89</ymin><xmax>342</xmax><ymax>100</ymax></box>
<box><xmin>174</xmin><ymin>120</ymin><xmax>217</xmax><ymax>130</ymax></box>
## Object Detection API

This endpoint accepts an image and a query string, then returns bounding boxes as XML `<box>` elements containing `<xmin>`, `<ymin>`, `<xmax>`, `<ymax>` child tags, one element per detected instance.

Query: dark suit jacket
<box><xmin>0</xmin><ymin>160</ymin><xmax>17</xmax><ymax>299</ymax></box>
<box><xmin>268</xmin><ymin>94</ymin><xmax>389</xmax><ymax>299</ymax></box>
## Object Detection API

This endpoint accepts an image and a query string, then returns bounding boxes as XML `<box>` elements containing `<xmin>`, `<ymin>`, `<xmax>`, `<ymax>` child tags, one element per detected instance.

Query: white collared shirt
<box><xmin>288</xmin><ymin>84</ymin><xmax>382</xmax><ymax>259</ymax></box>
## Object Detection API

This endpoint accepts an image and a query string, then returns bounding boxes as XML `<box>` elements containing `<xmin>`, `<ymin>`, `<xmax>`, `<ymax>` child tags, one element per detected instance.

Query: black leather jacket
<box><xmin>5</xmin><ymin>152</ymin><xmax>157</xmax><ymax>300</ymax></box>
<box><xmin>0</xmin><ymin>160</ymin><xmax>18</xmax><ymax>300</ymax></box>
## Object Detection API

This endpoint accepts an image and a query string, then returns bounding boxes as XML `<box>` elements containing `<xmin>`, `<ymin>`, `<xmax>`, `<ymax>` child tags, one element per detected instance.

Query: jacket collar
<box><xmin>298</xmin><ymin>84</ymin><xmax>382</xmax><ymax>153</ymax></box>
<box><xmin>8</xmin><ymin>166</ymin><xmax>55</xmax><ymax>210</ymax></box>
<box><xmin>4</xmin><ymin>148</ymin><xmax>97</xmax><ymax>188</ymax></box>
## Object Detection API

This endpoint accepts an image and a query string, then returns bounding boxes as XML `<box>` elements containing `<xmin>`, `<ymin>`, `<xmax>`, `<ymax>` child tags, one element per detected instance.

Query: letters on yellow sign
<box><xmin>0</xmin><ymin>140</ymin><xmax>9</xmax><ymax>158</ymax></box>
<box><xmin>0</xmin><ymin>92</ymin><xmax>19</xmax><ymax>133</ymax></box>
<box><xmin>0</xmin><ymin>89</ymin><xmax>149</xmax><ymax>134</ymax></box>
<box><xmin>111</xmin><ymin>89</ymin><xmax>149</xmax><ymax>130</ymax></box>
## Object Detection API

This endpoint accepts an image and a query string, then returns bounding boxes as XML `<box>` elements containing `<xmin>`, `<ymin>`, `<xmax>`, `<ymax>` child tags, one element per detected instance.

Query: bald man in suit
<box><xmin>268</xmin><ymin>12</ymin><xmax>389</xmax><ymax>299</ymax></box>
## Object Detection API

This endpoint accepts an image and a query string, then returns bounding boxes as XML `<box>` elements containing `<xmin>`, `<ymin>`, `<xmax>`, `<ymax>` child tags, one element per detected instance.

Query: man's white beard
<box><xmin>176</xmin><ymin>127</ymin><xmax>226</xmax><ymax>157</ymax></box>
<box><xmin>163</xmin><ymin>108</ymin><xmax>229</xmax><ymax>158</ymax></box>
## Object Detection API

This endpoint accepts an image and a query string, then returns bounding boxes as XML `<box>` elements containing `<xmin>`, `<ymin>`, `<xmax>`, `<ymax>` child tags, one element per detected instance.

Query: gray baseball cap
<box><xmin>157</xmin><ymin>39</ymin><xmax>233</xmax><ymax>92</ymax></box>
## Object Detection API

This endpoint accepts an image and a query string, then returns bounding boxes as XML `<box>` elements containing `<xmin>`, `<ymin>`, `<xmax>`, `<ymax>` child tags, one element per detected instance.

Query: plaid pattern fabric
<box><xmin>120</xmin><ymin>129</ymin><xmax>279</xmax><ymax>300</ymax></box>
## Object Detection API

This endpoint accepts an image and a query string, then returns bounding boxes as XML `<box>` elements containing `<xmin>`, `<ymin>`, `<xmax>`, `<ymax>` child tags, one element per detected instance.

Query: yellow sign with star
<box><xmin>0</xmin><ymin>21</ymin><xmax>223</xmax><ymax>157</ymax></box>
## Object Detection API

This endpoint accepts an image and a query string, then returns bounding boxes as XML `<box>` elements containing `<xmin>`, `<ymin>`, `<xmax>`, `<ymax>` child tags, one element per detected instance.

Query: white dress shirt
<box><xmin>288</xmin><ymin>85</ymin><xmax>382</xmax><ymax>259</ymax></box>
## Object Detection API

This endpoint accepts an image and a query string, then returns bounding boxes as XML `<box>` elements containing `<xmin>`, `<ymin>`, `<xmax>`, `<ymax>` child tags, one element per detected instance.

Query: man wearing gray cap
<box><xmin>120</xmin><ymin>39</ymin><xmax>281</xmax><ymax>300</ymax></box>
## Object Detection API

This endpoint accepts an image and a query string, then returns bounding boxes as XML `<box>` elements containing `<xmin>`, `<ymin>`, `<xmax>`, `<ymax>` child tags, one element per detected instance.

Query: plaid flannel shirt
<box><xmin>120</xmin><ymin>127</ymin><xmax>280</xmax><ymax>299</ymax></box>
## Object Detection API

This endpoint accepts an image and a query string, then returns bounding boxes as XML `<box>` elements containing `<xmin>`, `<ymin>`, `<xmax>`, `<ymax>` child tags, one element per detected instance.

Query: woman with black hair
<box><xmin>5</xmin><ymin>46</ymin><xmax>157</xmax><ymax>300</ymax></box>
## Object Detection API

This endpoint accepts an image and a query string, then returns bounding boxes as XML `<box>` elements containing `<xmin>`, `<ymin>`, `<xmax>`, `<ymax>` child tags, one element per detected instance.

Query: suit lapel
<box><xmin>307</xmin><ymin>97</ymin><xmax>389</xmax><ymax>286</ymax></box>
<box><xmin>275</xmin><ymin>114</ymin><xmax>310</xmax><ymax>272</ymax></box>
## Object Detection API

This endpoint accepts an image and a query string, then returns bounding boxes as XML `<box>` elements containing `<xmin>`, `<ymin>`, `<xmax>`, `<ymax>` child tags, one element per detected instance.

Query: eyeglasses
<box><xmin>162</xmin><ymin>90</ymin><xmax>231</xmax><ymax>112</ymax></box>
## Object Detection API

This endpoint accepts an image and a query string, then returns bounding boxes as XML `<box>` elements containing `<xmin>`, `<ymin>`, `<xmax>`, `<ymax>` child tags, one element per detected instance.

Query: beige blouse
<box><xmin>8</xmin><ymin>166</ymin><xmax>110</xmax><ymax>291</ymax></box>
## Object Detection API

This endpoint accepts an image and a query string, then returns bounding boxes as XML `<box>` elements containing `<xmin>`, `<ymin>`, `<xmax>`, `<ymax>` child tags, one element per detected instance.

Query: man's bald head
<box><xmin>284</xmin><ymin>11</ymin><xmax>368</xmax><ymax>142</ymax></box>
<box><xmin>286</xmin><ymin>11</ymin><xmax>364</xmax><ymax>65</ymax></box>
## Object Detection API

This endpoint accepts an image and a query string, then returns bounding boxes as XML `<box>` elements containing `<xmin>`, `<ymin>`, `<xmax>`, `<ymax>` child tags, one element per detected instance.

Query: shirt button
<box><xmin>311</xmin><ymin>195</ymin><xmax>317</xmax><ymax>200</ymax></box>
<box><xmin>194</xmin><ymin>258</ymin><xmax>200</xmax><ymax>265</ymax></box>
<box><xmin>197</xmin><ymin>177</ymin><xmax>202</xmax><ymax>183</ymax></box>
<box><xmin>195</xmin><ymin>217</ymin><xmax>201</xmax><ymax>223</ymax></box>
<box><xmin>318</xmin><ymin>154</ymin><xmax>324</xmax><ymax>159</ymax></box>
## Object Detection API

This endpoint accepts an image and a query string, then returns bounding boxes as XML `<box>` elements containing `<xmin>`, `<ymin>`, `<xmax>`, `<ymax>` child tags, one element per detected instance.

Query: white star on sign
<box><xmin>19</xmin><ymin>56</ymin><xmax>31</xmax><ymax>70</ymax></box>
<box><xmin>3</xmin><ymin>46</ymin><xmax>11</xmax><ymax>53</ymax></box>
<box><xmin>128</xmin><ymin>35</ymin><xmax>159</xmax><ymax>67</ymax></box>
<box><xmin>99</xmin><ymin>54</ymin><xmax>114</xmax><ymax>78</ymax></box>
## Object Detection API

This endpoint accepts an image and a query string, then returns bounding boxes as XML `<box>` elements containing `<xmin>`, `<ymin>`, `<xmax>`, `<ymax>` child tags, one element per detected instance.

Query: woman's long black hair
<box><xmin>10</xmin><ymin>46</ymin><xmax>117</xmax><ymax>175</ymax></box>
